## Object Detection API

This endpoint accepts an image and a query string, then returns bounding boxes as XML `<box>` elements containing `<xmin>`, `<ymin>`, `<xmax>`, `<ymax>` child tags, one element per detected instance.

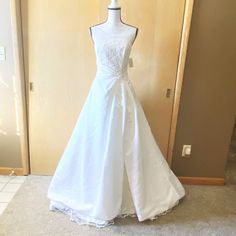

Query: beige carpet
<box><xmin>0</xmin><ymin>175</ymin><xmax>236</xmax><ymax>236</ymax></box>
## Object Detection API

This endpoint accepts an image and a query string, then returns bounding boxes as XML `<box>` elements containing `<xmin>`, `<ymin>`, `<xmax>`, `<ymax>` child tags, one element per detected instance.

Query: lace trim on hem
<box><xmin>49</xmin><ymin>199</ymin><xmax>181</xmax><ymax>228</ymax></box>
<box><xmin>49</xmin><ymin>201</ymin><xmax>114</xmax><ymax>228</ymax></box>
<box><xmin>117</xmin><ymin>199</ymin><xmax>181</xmax><ymax>222</ymax></box>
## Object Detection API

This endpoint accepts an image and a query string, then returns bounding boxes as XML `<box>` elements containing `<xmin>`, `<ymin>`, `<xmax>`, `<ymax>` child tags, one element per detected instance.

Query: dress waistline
<box><xmin>95</xmin><ymin>70</ymin><xmax>129</xmax><ymax>80</ymax></box>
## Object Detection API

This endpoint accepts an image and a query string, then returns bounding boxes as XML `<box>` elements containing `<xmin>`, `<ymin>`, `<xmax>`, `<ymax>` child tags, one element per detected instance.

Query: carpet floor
<box><xmin>0</xmin><ymin>175</ymin><xmax>236</xmax><ymax>236</ymax></box>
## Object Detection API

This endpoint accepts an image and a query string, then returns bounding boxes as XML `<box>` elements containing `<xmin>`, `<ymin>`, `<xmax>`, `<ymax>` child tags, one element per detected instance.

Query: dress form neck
<box><xmin>106</xmin><ymin>9</ymin><xmax>123</xmax><ymax>27</ymax></box>
<box><xmin>89</xmin><ymin>2</ymin><xmax>138</xmax><ymax>45</ymax></box>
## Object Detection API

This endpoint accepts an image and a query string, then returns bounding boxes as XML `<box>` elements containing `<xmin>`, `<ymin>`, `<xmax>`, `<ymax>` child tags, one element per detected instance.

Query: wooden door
<box><xmin>22</xmin><ymin>0</ymin><xmax>186</xmax><ymax>175</ymax></box>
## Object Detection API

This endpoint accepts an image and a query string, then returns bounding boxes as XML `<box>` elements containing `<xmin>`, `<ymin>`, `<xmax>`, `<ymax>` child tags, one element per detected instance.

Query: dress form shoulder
<box><xmin>89</xmin><ymin>22</ymin><xmax>138</xmax><ymax>46</ymax></box>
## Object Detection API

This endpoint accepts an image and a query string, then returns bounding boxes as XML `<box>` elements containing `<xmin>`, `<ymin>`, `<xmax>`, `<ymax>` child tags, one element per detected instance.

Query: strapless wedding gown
<box><xmin>47</xmin><ymin>32</ymin><xmax>186</xmax><ymax>227</ymax></box>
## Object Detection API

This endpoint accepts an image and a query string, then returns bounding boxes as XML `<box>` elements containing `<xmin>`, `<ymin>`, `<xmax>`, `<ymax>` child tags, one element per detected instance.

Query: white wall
<box><xmin>0</xmin><ymin>0</ymin><xmax>22</xmax><ymax>167</ymax></box>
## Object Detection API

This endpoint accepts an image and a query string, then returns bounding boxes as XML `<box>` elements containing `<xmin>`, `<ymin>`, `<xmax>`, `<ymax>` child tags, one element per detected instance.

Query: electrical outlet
<box><xmin>182</xmin><ymin>145</ymin><xmax>191</xmax><ymax>157</ymax></box>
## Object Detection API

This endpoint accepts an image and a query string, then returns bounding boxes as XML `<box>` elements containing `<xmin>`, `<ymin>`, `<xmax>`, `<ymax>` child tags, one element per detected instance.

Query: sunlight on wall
<box><xmin>0</xmin><ymin>74</ymin><xmax>10</xmax><ymax>88</ymax></box>
<box><xmin>12</xmin><ymin>74</ymin><xmax>20</xmax><ymax>136</ymax></box>
<box><xmin>0</xmin><ymin>0</ymin><xmax>22</xmax><ymax>167</ymax></box>
<box><xmin>0</xmin><ymin>74</ymin><xmax>8</xmax><ymax>135</ymax></box>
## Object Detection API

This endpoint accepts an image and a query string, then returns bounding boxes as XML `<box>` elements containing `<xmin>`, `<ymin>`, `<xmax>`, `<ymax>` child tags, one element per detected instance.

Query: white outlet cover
<box><xmin>182</xmin><ymin>145</ymin><xmax>191</xmax><ymax>157</ymax></box>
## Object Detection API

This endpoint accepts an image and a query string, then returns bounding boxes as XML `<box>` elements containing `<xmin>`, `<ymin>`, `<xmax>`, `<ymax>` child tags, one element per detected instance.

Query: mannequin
<box><xmin>89</xmin><ymin>0</ymin><xmax>138</xmax><ymax>46</ymax></box>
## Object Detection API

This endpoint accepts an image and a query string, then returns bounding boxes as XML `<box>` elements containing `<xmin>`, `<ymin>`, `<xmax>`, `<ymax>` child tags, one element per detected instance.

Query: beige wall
<box><xmin>0</xmin><ymin>0</ymin><xmax>22</xmax><ymax>168</ymax></box>
<box><xmin>172</xmin><ymin>0</ymin><xmax>236</xmax><ymax>178</ymax></box>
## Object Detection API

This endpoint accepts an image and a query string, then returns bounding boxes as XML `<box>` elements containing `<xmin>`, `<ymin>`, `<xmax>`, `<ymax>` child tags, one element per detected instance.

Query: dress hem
<box><xmin>48</xmin><ymin>196</ymin><xmax>184</xmax><ymax>228</ymax></box>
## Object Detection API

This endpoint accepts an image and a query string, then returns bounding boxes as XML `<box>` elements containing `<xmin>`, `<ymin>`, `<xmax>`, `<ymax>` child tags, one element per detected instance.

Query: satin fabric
<box><xmin>47</xmin><ymin>32</ymin><xmax>185</xmax><ymax>227</ymax></box>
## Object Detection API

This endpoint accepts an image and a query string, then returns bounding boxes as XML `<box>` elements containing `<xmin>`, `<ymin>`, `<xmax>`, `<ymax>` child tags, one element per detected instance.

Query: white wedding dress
<box><xmin>47</xmin><ymin>28</ymin><xmax>186</xmax><ymax>227</ymax></box>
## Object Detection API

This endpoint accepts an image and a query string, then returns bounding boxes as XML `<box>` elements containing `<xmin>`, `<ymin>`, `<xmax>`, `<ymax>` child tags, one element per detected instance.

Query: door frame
<box><xmin>167</xmin><ymin>0</ymin><xmax>195</xmax><ymax>166</ymax></box>
<box><xmin>9</xmin><ymin>0</ymin><xmax>30</xmax><ymax>175</ymax></box>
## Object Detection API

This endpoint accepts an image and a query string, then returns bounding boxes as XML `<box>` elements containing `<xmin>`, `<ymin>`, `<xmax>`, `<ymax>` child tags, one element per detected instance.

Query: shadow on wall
<box><xmin>172</xmin><ymin>0</ymin><xmax>236</xmax><ymax>180</ymax></box>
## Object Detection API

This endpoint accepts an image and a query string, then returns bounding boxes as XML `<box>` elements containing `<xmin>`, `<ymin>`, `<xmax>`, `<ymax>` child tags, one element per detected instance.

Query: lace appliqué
<box><xmin>49</xmin><ymin>199</ymin><xmax>181</xmax><ymax>228</ymax></box>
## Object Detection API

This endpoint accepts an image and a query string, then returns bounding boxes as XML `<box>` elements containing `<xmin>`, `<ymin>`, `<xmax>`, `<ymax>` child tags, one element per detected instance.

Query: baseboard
<box><xmin>178</xmin><ymin>176</ymin><xmax>225</xmax><ymax>185</ymax></box>
<box><xmin>0</xmin><ymin>167</ymin><xmax>25</xmax><ymax>176</ymax></box>
<box><xmin>0</xmin><ymin>168</ymin><xmax>225</xmax><ymax>185</ymax></box>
